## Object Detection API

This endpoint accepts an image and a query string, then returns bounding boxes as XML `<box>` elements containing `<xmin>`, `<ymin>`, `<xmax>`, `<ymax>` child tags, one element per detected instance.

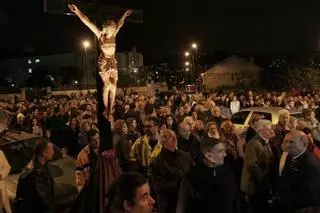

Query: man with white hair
<box><xmin>278</xmin><ymin>130</ymin><xmax>320</xmax><ymax>213</ymax></box>
<box><xmin>241</xmin><ymin>119</ymin><xmax>276</xmax><ymax>213</ymax></box>
<box><xmin>151</xmin><ymin>129</ymin><xmax>193</xmax><ymax>213</ymax></box>
<box><xmin>272</xmin><ymin>109</ymin><xmax>290</xmax><ymax>170</ymax></box>
<box><xmin>177</xmin><ymin>122</ymin><xmax>201</xmax><ymax>162</ymax></box>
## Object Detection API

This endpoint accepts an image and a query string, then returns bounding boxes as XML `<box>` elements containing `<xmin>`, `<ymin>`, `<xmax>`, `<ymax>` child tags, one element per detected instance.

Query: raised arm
<box><xmin>116</xmin><ymin>10</ymin><xmax>132</xmax><ymax>34</ymax></box>
<box><xmin>68</xmin><ymin>4</ymin><xmax>100</xmax><ymax>38</ymax></box>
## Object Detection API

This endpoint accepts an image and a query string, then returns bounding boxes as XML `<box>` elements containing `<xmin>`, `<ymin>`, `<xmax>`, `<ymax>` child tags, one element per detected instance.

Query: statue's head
<box><xmin>102</xmin><ymin>20</ymin><xmax>117</xmax><ymax>35</ymax></box>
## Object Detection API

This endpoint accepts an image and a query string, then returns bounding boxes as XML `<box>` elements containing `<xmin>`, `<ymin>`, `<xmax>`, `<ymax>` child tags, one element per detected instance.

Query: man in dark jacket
<box><xmin>15</xmin><ymin>140</ymin><xmax>55</xmax><ymax>213</ymax></box>
<box><xmin>177</xmin><ymin>122</ymin><xmax>201</xmax><ymax>163</ymax></box>
<box><xmin>241</xmin><ymin>120</ymin><xmax>276</xmax><ymax>213</ymax></box>
<box><xmin>176</xmin><ymin>137</ymin><xmax>239</xmax><ymax>213</ymax></box>
<box><xmin>151</xmin><ymin>129</ymin><xmax>193</xmax><ymax>213</ymax></box>
<box><xmin>278</xmin><ymin>130</ymin><xmax>320</xmax><ymax>213</ymax></box>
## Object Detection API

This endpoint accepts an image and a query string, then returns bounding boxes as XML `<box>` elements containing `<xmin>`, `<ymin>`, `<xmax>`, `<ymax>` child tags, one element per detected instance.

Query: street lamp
<box><xmin>191</xmin><ymin>42</ymin><xmax>197</xmax><ymax>49</ymax></box>
<box><xmin>186</xmin><ymin>68</ymin><xmax>190</xmax><ymax>71</ymax></box>
<box><xmin>191</xmin><ymin>42</ymin><xmax>199</xmax><ymax>80</ymax></box>
<box><xmin>185</xmin><ymin>51</ymin><xmax>190</xmax><ymax>57</ymax></box>
<box><xmin>185</xmin><ymin>61</ymin><xmax>190</xmax><ymax>66</ymax></box>
<box><xmin>82</xmin><ymin>40</ymin><xmax>91</xmax><ymax>91</ymax></box>
<box><xmin>83</xmin><ymin>40</ymin><xmax>91</xmax><ymax>49</ymax></box>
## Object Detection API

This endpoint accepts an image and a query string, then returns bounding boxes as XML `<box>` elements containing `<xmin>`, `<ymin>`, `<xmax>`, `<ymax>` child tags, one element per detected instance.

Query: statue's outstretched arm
<box><xmin>116</xmin><ymin>10</ymin><xmax>133</xmax><ymax>34</ymax></box>
<box><xmin>68</xmin><ymin>4</ymin><xmax>101</xmax><ymax>38</ymax></box>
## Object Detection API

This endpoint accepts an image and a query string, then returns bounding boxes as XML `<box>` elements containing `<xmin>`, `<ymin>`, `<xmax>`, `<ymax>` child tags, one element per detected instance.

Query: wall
<box><xmin>203</xmin><ymin>56</ymin><xmax>260</xmax><ymax>90</ymax></box>
<box><xmin>0</xmin><ymin>83</ymin><xmax>168</xmax><ymax>101</ymax></box>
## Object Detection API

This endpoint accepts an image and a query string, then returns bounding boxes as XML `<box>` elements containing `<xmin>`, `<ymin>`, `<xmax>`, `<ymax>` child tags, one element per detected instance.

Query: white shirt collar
<box><xmin>258</xmin><ymin>133</ymin><xmax>269</xmax><ymax>143</ymax></box>
<box><xmin>293</xmin><ymin>148</ymin><xmax>307</xmax><ymax>160</ymax></box>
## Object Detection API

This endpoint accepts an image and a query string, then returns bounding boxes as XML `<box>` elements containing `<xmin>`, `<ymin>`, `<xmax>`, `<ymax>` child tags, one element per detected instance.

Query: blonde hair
<box><xmin>183</xmin><ymin>116</ymin><xmax>195</xmax><ymax>124</ymax></box>
<box><xmin>278</xmin><ymin>109</ymin><xmax>290</xmax><ymax>118</ymax></box>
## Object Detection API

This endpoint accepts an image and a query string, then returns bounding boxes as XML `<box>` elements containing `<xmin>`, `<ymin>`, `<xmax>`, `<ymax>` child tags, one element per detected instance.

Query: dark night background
<box><xmin>1</xmin><ymin>0</ymin><xmax>320</xmax><ymax>63</ymax></box>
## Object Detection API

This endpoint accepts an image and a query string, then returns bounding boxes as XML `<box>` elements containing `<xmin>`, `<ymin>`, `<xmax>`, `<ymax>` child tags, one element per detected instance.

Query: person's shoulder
<box><xmin>20</xmin><ymin>163</ymin><xmax>34</xmax><ymax>179</ymax></box>
<box><xmin>305</xmin><ymin>152</ymin><xmax>320</xmax><ymax>171</ymax></box>
<box><xmin>177</xmin><ymin>150</ymin><xmax>192</xmax><ymax>160</ymax></box>
<box><xmin>220</xmin><ymin>164</ymin><xmax>235</xmax><ymax>177</ymax></box>
<box><xmin>77</xmin><ymin>146</ymin><xmax>90</xmax><ymax>158</ymax></box>
<box><xmin>133</xmin><ymin>135</ymin><xmax>146</xmax><ymax>145</ymax></box>
<box><xmin>185</xmin><ymin>164</ymin><xmax>198</xmax><ymax>180</ymax></box>
<box><xmin>247</xmin><ymin>135</ymin><xmax>261</xmax><ymax>145</ymax></box>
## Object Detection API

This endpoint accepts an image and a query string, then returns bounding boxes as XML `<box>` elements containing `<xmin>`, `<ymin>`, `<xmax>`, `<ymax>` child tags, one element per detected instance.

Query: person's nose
<box><xmin>223</xmin><ymin>151</ymin><xmax>227</xmax><ymax>157</ymax></box>
<box><xmin>149</xmin><ymin>195</ymin><xmax>155</xmax><ymax>205</ymax></box>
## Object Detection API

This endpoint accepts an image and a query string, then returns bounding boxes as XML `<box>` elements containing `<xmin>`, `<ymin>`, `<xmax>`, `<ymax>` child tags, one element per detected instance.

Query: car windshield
<box><xmin>1</xmin><ymin>138</ymin><xmax>63</xmax><ymax>174</ymax></box>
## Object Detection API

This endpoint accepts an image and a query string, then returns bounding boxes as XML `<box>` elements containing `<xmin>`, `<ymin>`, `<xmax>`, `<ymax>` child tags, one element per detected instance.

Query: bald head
<box><xmin>283</xmin><ymin>130</ymin><xmax>309</xmax><ymax>156</ymax></box>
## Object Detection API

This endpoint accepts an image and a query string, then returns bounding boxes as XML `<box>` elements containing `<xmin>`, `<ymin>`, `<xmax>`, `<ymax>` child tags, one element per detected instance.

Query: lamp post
<box><xmin>82</xmin><ymin>40</ymin><xmax>90</xmax><ymax>91</ymax></box>
<box><xmin>191</xmin><ymin>42</ymin><xmax>199</xmax><ymax>79</ymax></box>
<box><xmin>185</xmin><ymin>51</ymin><xmax>196</xmax><ymax>81</ymax></box>
<box><xmin>185</xmin><ymin>61</ymin><xmax>192</xmax><ymax>82</ymax></box>
<box><xmin>191</xmin><ymin>42</ymin><xmax>198</xmax><ymax>53</ymax></box>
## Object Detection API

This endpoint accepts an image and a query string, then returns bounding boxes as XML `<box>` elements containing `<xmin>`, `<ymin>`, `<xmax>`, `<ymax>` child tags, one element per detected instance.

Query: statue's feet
<box><xmin>103</xmin><ymin>111</ymin><xmax>114</xmax><ymax>124</ymax></box>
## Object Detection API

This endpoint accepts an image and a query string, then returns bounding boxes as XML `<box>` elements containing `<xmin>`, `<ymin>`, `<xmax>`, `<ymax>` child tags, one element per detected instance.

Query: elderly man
<box><xmin>177</xmin><ymin>122</ymin><xmax>201</xmax><ymax>162</ymax></box>
<box><xmin>208</xmin><ymin>106</ymin><xmax>225</xmax><ymax>128</ymax></box>
<box><xmin>151</xmin><ymin>129</ymin><xmax>193</xmax><ymax>213</ymax></box>
<box><xmin>271</xmin><ymin>109</ymin><xmax>290</xmax><ymax>170</ymax></box>
<box><xmin>176</xmin><ymin>137</ymin><xmax>239</xmax><ymax>213</ymax></box>
<box><xmin>241</xmin><ymin>119</ymin><xmax>276</xmax><ymax>213</ymax></box>
<box><xmin>278</xmin><ymin>130</ymin><xmax>320</xmax><ymax>213</ymax></box>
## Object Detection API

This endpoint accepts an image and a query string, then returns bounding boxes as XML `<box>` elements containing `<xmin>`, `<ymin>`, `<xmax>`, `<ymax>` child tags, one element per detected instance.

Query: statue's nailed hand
<box><xmin>68</xmin><ymin>4</ymin><xmax>78</xmax><ymax>13</ymax></box>
<box><xmin>125</xmin><ymin>10</ymin><xmax>133</xmax><ymax>17</ymax></box>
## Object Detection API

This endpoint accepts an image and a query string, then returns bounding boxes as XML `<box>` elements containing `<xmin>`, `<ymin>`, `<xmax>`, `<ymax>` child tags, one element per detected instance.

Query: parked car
<box><xmin>0</xmin><ymin>131</ymin><xmax>78</xmax><ymax>211</ymax></box>
<box><xmin>231</xmin><ymin>107</ymin><xmax>302</xmax><ymax>135</ymax></box>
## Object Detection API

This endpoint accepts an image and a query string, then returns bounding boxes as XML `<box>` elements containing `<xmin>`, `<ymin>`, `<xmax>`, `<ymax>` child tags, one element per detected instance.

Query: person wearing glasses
<box><xmin>129</xmin><ymin>118</ymin><xmax>161</xmax><ymax>178</ymax></box>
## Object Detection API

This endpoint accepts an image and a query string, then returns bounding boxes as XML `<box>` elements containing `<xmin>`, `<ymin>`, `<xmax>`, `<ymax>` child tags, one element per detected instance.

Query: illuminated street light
<box><xmin>192</xmin><ymin>43</ymin><xmax>197</xmax><ymax>49</ymax></box>
<box><xmin>185</xmin><ymin>61</ymin><xmax>190</xmax><ymax>66</ymax></box>
<box><xmin>83</xmin><ymin>40</ymin><xmax>91</xmax><ymax>49</ymax></box>
<box><xmin>185</xmin><ymin>52</ymin><xmax>190</xmax><ymax>57</ymax></box>
<box><xmin>186</xmin><ymin>68</ymin><xmax>190</xmax><ymax>71</ymax></box>
<box><xmin>82</xmin><ymin>40</ymin><xmax>90</xmax><ymax>91</ymax></box>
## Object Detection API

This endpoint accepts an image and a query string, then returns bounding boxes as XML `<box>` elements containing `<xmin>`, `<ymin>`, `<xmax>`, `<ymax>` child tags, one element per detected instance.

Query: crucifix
<box><xmin>44</xmin><ymin>1</ymin><xmax>142</xmax><ymax>212</ymax></box>
<box><xmin>68</xmin><ymin>4</ymin><xmax>132</xmax><ymax>121</ymax></box>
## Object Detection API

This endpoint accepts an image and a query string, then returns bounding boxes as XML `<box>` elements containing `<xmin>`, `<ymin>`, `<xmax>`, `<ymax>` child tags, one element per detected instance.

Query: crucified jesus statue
<box><xmin>69</xmin><ymin>4</ymin><xmax>132</xmax><ymax>120</ymax></box>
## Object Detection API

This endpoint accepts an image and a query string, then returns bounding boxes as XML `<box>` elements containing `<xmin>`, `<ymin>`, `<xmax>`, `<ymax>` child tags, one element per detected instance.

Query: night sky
<box><xmin>1</xmin><ymin>0</ymin><xmax>320</xmax><ymax>63</ymax></box>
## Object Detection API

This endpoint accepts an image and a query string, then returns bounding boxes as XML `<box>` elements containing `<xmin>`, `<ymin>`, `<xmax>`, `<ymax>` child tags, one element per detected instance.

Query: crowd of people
<box><xmin>2</xmin><ymin>88</ymin><xmax>320</xmax><ymax>213</ymax></box>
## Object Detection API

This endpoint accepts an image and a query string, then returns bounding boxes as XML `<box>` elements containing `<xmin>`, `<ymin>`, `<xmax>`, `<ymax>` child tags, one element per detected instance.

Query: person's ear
<box><xmin>123</xmin><ymin>200</ymin><xmax>133</xmax><ymax>212</ymax></box>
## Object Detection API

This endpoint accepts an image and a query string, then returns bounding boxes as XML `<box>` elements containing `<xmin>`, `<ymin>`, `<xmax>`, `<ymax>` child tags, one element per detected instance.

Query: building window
<box><xmin>28</xmin><ymin>59</ymin><xmax>32</xmax><ymax>64</ymax></box>
<box><xmin>35</xmin><ymin>59</ymin><xmax>40</xmax><ymax>63</ymax></box>
<box><xmin>28</xmin><ymin>68</ymin><xmax>32</xmax><ymax>73</ymax></box>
